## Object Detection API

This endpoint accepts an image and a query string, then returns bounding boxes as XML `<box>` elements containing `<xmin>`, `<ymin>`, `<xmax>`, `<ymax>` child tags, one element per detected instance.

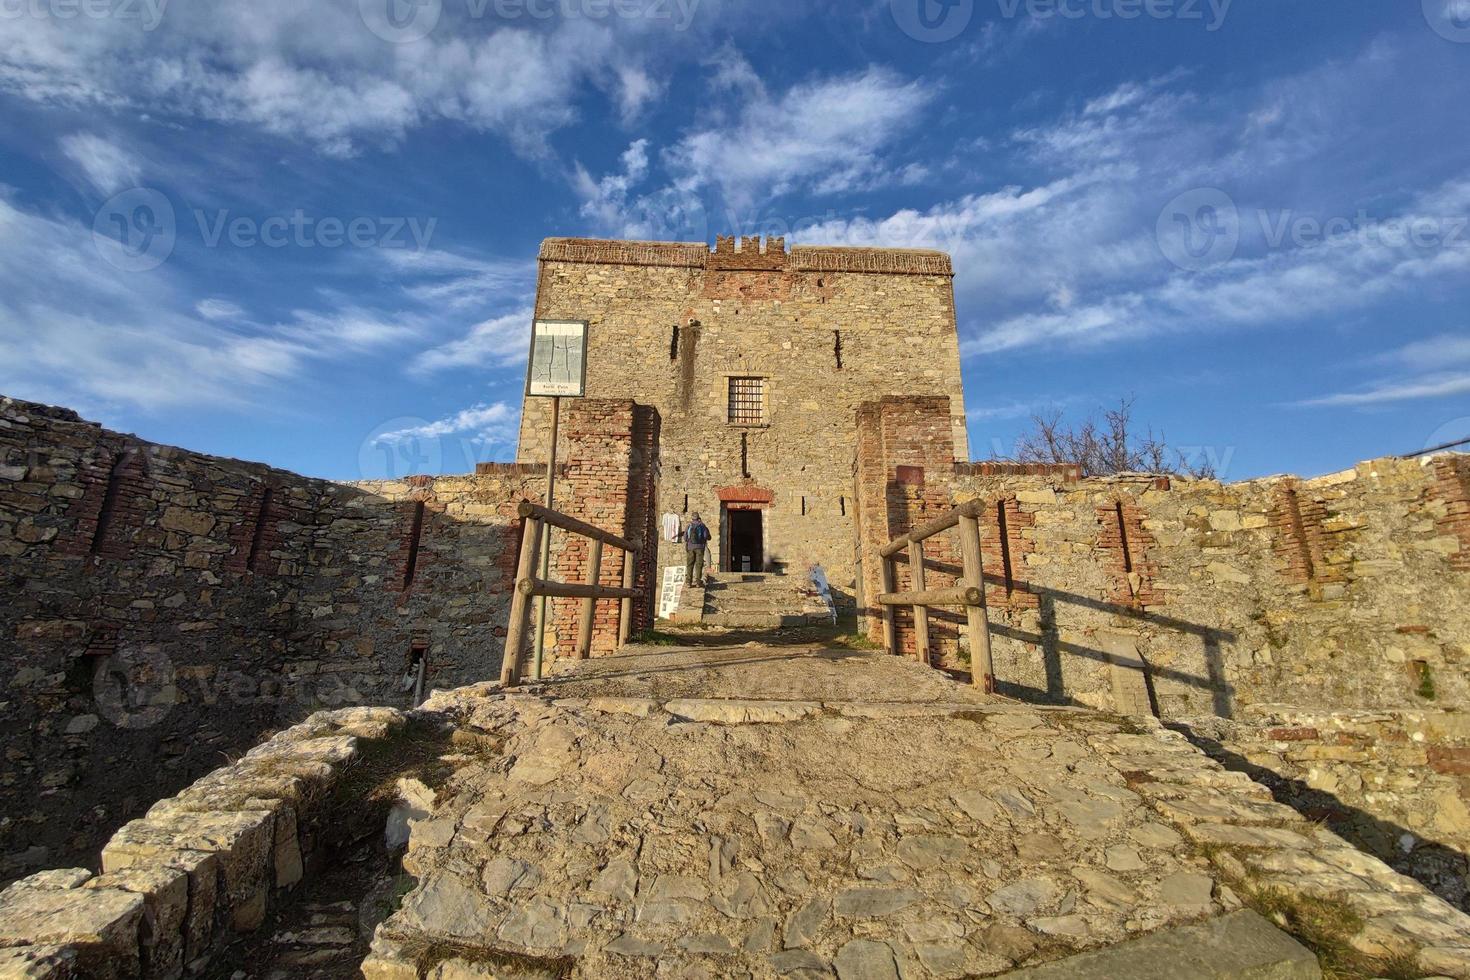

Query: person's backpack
<box><xmin>688</xmin><ymin>522</ymin><xmax>710</xmax><ymax>547</ymax></box>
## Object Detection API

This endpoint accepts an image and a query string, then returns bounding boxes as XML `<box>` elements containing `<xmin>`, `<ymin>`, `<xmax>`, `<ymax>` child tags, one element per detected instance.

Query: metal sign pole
<box><xmin>533</xmin><ymin>395</ymin><xmax>560</xmax><ymax>681</ymax></box>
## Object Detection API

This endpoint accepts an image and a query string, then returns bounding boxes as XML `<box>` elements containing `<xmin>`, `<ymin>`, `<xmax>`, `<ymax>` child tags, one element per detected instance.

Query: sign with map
<box><xmin>658</xmin><ymin>565</ymin><xmax>686</xmax><ymax>619</ymax></box>
<box><xmin>526</xmin><ymin>319</ymin><xmax>589</xmax><ymax>397</ymax></box>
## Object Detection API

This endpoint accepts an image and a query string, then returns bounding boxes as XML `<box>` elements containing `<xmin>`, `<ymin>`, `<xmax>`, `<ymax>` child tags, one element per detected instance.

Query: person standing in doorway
<box><xmin>685</xmin><ymin>512</ymin><xmax>711</xmax><ymax>587</ymax></box>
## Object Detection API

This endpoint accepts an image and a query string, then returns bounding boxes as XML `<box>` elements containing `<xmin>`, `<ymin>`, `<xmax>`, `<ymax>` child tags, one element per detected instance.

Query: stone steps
<box><xmin>697</xmin><ymin>573</ymin><xmax>832</xmax><ymax>629</ymax></box>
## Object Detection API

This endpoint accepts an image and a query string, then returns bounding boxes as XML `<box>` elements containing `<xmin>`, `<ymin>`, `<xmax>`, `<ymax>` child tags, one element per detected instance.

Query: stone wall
<box><xmin>518</xmin><ymin>236</ymin><xmax>969</xmax><ymax>604</ymax></box>
<box><xmin>855</xmin><ymin>396</ymin><xmax>1469</xmax><ymax>718</ymax></box>
<box><xmin>0</xmin><ymin>395</ymin><xmax>656</xmax><ymax>884</ymax></box>
<box><xmin>0</xmin><ymin>705</ymin><xmax>405</xmax><ymax>978</ymax></box>
<box><xmin>1178</xmin><ymin>707</ymin><xmax>1470</xmax><ymax>912</ymax></box>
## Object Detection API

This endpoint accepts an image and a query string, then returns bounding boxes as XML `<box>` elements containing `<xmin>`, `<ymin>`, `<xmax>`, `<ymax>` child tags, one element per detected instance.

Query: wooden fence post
<box><xmin>959</xmin><ymin>510</ymin><xmax>996</xmax><ymax>693</ymax></box>
<box><xmin>880</xmin><ymin>557</ymin><xmax>898</xmax><ymax>655</ymax></box>
<box><xmin>500</xmin><ymin>517</ymin><xmax>543</xmax><ymax>687</ymax></box>
<box><xmin>908</xmin><ymin>539</ymin><xmax>930</xmax><ymax>666</ymax></box>
<box><xmin>576</xmin><ymin>538</ymin><xmax>603</xmax><ymax>661</ymax></box>
<box><xmin>619</xmin><ymin>549</ymin><xmax>636</xmax><ymax>647</ymax></box>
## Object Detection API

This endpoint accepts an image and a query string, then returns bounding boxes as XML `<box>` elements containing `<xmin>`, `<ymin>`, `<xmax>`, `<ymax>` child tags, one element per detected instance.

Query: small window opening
<box><xmin>90</xmin><ymin>452</ymin><xmax>129</xmax><ymax>555</ymax></box>
<box><xmin>403</xmin><ymin>641</ymin><xmax>429</xmax><ymax>703</ymax></box>
<box><xmin>683</xmin><ymin>494</ymin><xmax>689</xmax><ymax>513</ymax></box>
<box><xmin>840</xmin><ymin>497</ymin><xmax>847</xmax><ymax>517</ymax></box>
<box><xmin>997</xmin><ymin>500</ymin><xmax>1015</xmax><ymax>594</ymax></box>
<box><xmin>834</xmin><ymin>330</ymin><xmax>844</xmax><ymax>370</ymax></box>
<box><xmin>670</xmin><ymin>324</ymin><xmax>680</xmax><ymax>361</ymax></box>
<box><xmin>740</xmin><ymin>432</ymin><xmax>750</xmax><ymax>479</ymax></box>
<box><xmin>403</xmin><ymin>501</ymin><xmax>426</xmax><ymax>590</ymax></box>
<box><xmin>801</xmin><ymin>496</ymin><xmax>807</xmax><ymax>516</ymax></box>
<box><xmin>245</xmin><ymin>487</ymin><xmax>274</xmax><ymax>573</ymax></box>
<box><xmin>1114</xmin><ymin>502</ymin><xmax>1134</xmax><ymax>575</ymax></box>
<box><xmin>728</xmin><ymin>377</ymin><xmax>765</xmax><ymax>425</ymax></box>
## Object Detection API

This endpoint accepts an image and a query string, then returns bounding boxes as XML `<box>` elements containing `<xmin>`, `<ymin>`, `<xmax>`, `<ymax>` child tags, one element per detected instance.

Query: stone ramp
<box><xmin>540</xmin><ymin>644</ymin><xmax>981</xmax><ymax>705</ymax></box>
<box><xmin>359</xmin><ymin>644</ymin><xmax>1470</xmax><ymax>979</ymax></box>
<box><xmin>363</xmin><ymin>678</ymin><xmax>1266</xmax><ymax>978</ymax></box>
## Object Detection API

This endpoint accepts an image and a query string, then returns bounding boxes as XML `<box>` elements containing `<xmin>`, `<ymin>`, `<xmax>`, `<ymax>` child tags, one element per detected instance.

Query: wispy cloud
<box><xmin>377</xmin><ymin>402</ymin><xmax>518</xmax><ymax>443</ymax></box>
<box><xmin>411</xmin><ymin>307</ymin><xmax>532</xmax><ymax>375</ymax></box>
<box><xmin>59</xmin><ymin>132</ymin><xmax>142</xmax><ymax>194</ymax></box>
<box><xmin>1299</xmin><ymin>334</ymin><xmax>1470</xmax><ymax>407</ymax></box>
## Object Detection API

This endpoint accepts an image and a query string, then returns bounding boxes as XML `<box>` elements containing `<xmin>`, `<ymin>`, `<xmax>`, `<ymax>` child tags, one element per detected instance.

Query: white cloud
<box><xmin>411</xmin><ymin>307</ymin><xmax>532</xmax><ymax>374</ymax></box>
<box><xmin>196</xmin><ymin>298</ymin><xmax>244</xmax><ymax>320</ymax></box>
<box><xmin>666</xmin><ymin>62</ymin><xmax>934</xmax><ymax>207</ymax></box>
<box><xmin>377</xmin><ymin>402</ymin><xmax>517</xmax><ymax>443</ymax></box>
<box><xmin>573</xmin><ymin>56</ymin><xmax>935</xmax><ymax>235</ymax></box>
<box><xmin>59</xmin><ymin>132</ymin><xmax>142</xmax><ymax>194</ymax></box>
<box><xmin>0</xmin><ymin>4</ymin><xmax>712</xmax><ymax>158</ymax></box>
<box><xmin>0</xmin><ymin>194</ymin><xmax>427</xmax><ymax>411</ymax></box>
<box><xmin>1299</xmin><ymin>334</ymin><xmax>1470</xmax><ymax>407</ymax></box>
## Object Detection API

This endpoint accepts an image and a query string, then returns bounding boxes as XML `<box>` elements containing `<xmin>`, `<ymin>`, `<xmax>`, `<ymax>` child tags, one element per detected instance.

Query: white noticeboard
<box><xmin>526</xmin><ymin>319</ymin><xmax>589</xmax><ymax>397</ymax></box>
<box><xmin>659</xmin><ymin>565</ymin><xmax>687</xmax><ymax>619</ymax></box>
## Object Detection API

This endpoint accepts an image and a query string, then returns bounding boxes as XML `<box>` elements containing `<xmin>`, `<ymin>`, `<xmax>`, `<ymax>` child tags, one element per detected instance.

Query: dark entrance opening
<box><xmin>726</xmin><ymin>508</ymin><xmax>763</xmax><ymax>573</ymax></box>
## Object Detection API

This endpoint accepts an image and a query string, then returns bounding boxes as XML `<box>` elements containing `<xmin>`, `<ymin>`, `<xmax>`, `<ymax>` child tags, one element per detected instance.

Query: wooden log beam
<box><xmin>875</xmin><ymin>585</ymin><xmax>984</xmax><ymax>607</ymax></box>
<box><xmin>518</xmin><ymin>578</ymin><xmax>641</xmax><ymax>601</ymax></box>
<box><xmin>516</xmin><ymin>500</ymin><xmax>640</xmax><ymax>553</ymax></box>
<box><xmin>619</xmin><ymin>549</ymin><xmax>636</xmax><ymax>647</ymax></box>
<box><xmin>576</xmin><ymin>538</ymin><xmax>603</xmax><ymax>661</ymax></box>
<box><xmin>909</xmin><ymin>539</ymin><xmax>931</xmax><ymax>666</ymax></box>
<box><xmin>499</xmin><ymin>518</ymin><xmax>543</xmax><ymax>687</ymax></box>
<box><xmin>959</xmin><ymin>512</ymin><xmax>996</xmax><ymax>694</ymax></box>
<box><xmin>879</xmin><ymin>557</ymin><xmax>898</xmax><ymax>655</ymax></box>
<box><xmin>878</xmin><ymin>499</ymin><xmax>982</xmax><ymax>558</ymax></box>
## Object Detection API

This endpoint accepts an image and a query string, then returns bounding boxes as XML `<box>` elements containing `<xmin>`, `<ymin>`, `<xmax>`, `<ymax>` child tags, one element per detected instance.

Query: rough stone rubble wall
<box><xmin>518</xmin><ymin>236</ymin><xmax>969</xmax><ymax>603</ymax></box>
<box><xmin>1179</xmin><ymin>707</ymin><xmax>1470</xmax><ymax>913</ymax></box>
<box><xmin>855</xmin><ymin>396</ymin><xmax>1468</xmax><ymax>717</ymax></box>
<box><xmin>0</xmin><ymin>705</ymin><xmax>404</xmax><ymax>979</ymax></box>
<box><xmin>0</xmin><ymin>396</ymin><xmax>655</xmax><ymax>884</ymax></box>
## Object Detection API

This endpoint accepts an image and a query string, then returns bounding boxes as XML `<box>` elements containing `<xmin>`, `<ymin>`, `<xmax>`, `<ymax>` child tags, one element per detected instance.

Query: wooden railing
<box><xmin>499</xmin><ymin>501</ymin><xmax>642</xmax><ymax>686</ymax></box>
<box><xmin>875</xmin><ymin>499</ymin><xmax>995</xmax><ymax>692</ymax></box>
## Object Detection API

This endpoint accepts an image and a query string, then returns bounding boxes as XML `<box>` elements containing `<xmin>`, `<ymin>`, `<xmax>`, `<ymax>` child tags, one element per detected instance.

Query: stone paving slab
<box><xmin>1000</xmin><ymin>909</ymin><xmax>1321</xmax><ymax>979</ymax></box>
<box><xmin>366</xmin><ymin>683</ymin><xmax>1239</xmax><ymax>978</ymax></box>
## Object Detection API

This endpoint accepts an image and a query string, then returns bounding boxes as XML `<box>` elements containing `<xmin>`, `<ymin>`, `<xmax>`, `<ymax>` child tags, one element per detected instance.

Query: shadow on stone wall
<box><xmin>1174</xmin><ymin>723</ymin><xmax>1470</xmax><ymax>914</ymax></box>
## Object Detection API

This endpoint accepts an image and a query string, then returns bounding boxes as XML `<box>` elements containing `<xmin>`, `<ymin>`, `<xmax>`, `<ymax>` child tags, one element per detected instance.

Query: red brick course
<box><xmin>1432</xmin><ymin>457</ymin><xmax>1470</xmax><ymax>572</ymax></box>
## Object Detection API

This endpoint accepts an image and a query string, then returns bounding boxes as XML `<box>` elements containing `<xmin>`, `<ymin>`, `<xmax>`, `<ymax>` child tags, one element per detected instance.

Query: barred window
<box><xmin>728</xmin><ymin>377</ymin><xmax>765</xmax><ymax>424</ymax></box>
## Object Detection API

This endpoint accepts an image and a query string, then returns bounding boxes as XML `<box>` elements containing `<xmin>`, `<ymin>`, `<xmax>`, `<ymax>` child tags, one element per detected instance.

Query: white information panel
<box><xmin>658</xmin><ymin>565</ymin><xmax>687</xmax><ymax>619</ymax></box>
<box><xmin>527</xmin><ymin>319</ymin><xmax>588</xmax><ymax>397</ymax></box>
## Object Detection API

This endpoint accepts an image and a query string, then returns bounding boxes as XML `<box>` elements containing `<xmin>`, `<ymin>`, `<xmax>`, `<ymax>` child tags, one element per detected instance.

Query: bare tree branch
<box><xmin>1006</xmin><ymin>396</ymin><xmax>1217</xmax><ymax>479</ymax></box>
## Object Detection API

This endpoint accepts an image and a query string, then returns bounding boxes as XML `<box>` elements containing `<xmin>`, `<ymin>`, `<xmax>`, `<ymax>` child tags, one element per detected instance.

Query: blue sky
<box><xmin>1</xmin><ymin>0</ymin><xmax>1468</xmax><ymax>482</ymax></box>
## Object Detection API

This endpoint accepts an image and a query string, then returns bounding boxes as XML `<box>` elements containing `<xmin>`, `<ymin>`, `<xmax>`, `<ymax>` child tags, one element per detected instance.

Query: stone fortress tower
<box><xmin>516</xmin><ymin>235</ymin><xmax>969</xmax><ymax>599</ymax></box>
